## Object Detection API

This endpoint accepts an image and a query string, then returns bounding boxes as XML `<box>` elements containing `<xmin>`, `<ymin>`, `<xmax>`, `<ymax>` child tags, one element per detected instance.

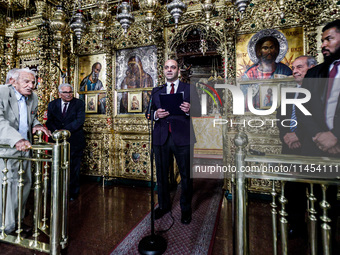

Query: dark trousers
<box><xmin>153</xmin><ymin>134</ymin><xmax>193</xmax><ymax>212</ymax></box>
<box><xmin>70</xmin><ymin>149</ymin><xmax>83</xmax><ymax>196</ymax></box>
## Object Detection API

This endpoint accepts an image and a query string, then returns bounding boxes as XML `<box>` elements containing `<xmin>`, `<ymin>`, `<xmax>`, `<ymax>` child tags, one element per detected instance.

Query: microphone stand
<box><xmin>139</xmin><ymin>90</ymin><xmax>167</xmax><ymax>255</ymax></box>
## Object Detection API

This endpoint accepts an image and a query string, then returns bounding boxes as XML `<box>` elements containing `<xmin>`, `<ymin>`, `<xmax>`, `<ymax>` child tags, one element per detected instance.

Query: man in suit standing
<box><xmin>300</xmin><ymin>20</ymin><xmax>340</xmax><ymax>156</ymax></box>
<box><xmin>276</xmin><ymin>55</ymin><xmax>316</xmax><ymax>237</ymax></box>
<box><xmin>147</xmin><ymin>59</ymin><xmax>201</xmax><ymax>224</ymax></box>
<box><xmin>277</xmin><ymin>55</ymin><xmax>317</xmax><ymax>155</ymax></box>
<box><xmin>0</xmin><ymin>68</ymin><xmax>51</xmax><ymax>234</ymax></box>
<box><xmin>46</xmin><ymin>83</ymin><xmax>86</xmax><ymax>200</ymax></box>
<box><xmin>298</xmin><ymin>20</ymin><xmax>340</xmax><ymax>252</ymax></box>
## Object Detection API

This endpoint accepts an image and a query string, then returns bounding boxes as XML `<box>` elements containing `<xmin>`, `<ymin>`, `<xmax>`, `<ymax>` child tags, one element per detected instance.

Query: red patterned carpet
<box><xmin>110</xmin><ymin>179</ymin><xmax>224</xmax><ymax>255</ymax></box>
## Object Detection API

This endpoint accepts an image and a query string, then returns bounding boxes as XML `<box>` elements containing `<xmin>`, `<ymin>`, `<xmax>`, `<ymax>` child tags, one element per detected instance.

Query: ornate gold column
<box><xmin>0</xmin><ymin>34</ymin><xmax>5</xmax><ymax>84</ymax></box>
<box><xmin>4</xmin><ymin>33</ymin><xmax>16</xmax><ymax>73</ymax></box>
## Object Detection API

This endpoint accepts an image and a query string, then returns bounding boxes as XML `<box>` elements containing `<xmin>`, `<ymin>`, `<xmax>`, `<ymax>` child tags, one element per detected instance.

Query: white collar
<box><xmin>166</xmin><ymin>79</ymin><xmax>179</xmax><ymax>87</ymax></box>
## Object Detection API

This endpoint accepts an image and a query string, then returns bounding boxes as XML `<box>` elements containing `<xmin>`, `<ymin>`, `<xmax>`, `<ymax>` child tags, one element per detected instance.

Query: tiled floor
<box><xmin>0</xmin><ymin>178</ymin><xmax>338</xmax><ymax>255</ymax></box>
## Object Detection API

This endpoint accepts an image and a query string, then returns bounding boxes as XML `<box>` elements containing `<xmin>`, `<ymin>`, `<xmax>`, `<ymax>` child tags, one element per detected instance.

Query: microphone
<box><xmin>146</xmin><ymin>84</ymin><xmax>166</xmax><ymax>120</ymax></box>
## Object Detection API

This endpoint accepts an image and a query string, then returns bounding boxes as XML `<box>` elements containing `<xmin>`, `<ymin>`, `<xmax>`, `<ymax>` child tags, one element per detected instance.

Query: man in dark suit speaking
<box><xmin>147</xmin><ymin>59</ymin><xmax>201</xmax><ymax>224</ymax></box>
<box><xmin>46</xmin><ymin>83</ymin><xmax>86</xmax><ymax>200</ymax></box>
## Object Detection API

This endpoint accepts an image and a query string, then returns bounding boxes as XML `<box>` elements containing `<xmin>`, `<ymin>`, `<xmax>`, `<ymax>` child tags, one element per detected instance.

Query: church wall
<box><xmin>0</xmin><ymin>0</ymin><xmax>339</xmax><ymax>186</ymax></box>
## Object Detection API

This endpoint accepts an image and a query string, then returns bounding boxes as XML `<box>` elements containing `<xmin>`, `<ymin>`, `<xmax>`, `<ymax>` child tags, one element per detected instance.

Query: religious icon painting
<box><xmin>128</xmin><ymin>92</ymin><xmax>142</xmax><ymax>113</ymax></box>
<box><xmin>259</xmin><ymin>84</ymin><xmax>279</xmax><ymax>110</ymax></box>
<box><xmin>236</xmin><ymin>27</ymin><xmax>304</xmax><ymax>79</ymax></box>
<box><xmin>78</xmin><ymin>54</ymin><xmax>107</xmax><ymax>92</ymax></box>
<box><xmin>85</xmin><ymin>94</ymin><xmax>98</xmax><ymax>113</ymax></box>
<box><xmin>116</xmin><ymin>45</ymin><xmax>157</xmax><ymax>114</ymax></box>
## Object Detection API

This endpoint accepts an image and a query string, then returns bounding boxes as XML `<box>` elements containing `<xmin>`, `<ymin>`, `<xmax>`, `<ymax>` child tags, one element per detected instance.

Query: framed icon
<box><xmin>128</xmin><ymin>92</ymin><xmax>142</xmax><ymax>113</ymax></box>
<box><xmin>260</xmin><ymin>84</ymin><xmax>279</xmax><ymax>109</ymax></box>
<box><xmin>85</xmin><ymin>94</ymin><xmax>98</xmax><ymax>113</ymax></box>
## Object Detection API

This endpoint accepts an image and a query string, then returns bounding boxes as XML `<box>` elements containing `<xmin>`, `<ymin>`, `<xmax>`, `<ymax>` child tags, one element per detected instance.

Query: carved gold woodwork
<box><xmin>0</xmin><ymin>35</ymin><xmax>4</xmax><ymax>83</ymax></box>
<box><xmin>0</xmin><ymin>0</ymin><xmax>340</xmax><ymax>188</ymax></box>
<box><xmin>113</xmin><ymin>117</ymin><xmax>155</xmax><ymax>180</ymax></box>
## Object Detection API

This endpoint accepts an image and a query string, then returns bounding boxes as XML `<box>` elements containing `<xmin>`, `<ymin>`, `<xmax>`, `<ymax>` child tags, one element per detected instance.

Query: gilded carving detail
<box><xmin>225</xmin><ymin>34</ymin><xmax>236</xmax><ymax>80</ymax></box>
<box><xmin>168</xmin><ymin>23</ymin><xmax>224</xmax><ymax>53</ymax></box>
<box><xmin>305</xmin><ymin>25</ymin><xmax>318</xmax><ymax>58</ymax></box>
<box><xmin>249</xmin><ymin>179</ymin><xmax>274</xmax><ymax>193</ymax></box>
<box><xmin>4</xmin><ymin>37</ymin><xmax>16</xmax><ymax>74</ymax></box>
<box><xmin>105</xmin><ymin>53</ymin><xmax>113</xmax><ymax>124</ymax></box>
<box><xmin>76</xmin><ymin>32</ymin><xmax>106</xmax><ymax>56</ymax></box>
<box><xmin>120</xmin><ymin>138</ymin><xmax>152</xmax><ymax>180</ymax></box>
<box><xmin>84</xmin><ymin>117</ymin><xmax>109</xmax><ymax>133</ymax></box>
<box><xmin>111</xmin><ymin>22</ymin><xmax>156</xmax><ymax>50</ymax></box>
<box><xmin>82</xmin><ymin>135</ymin><xmax>103</xmax><ymax>176</ymax></box>
<box><xmin>0</xmin><ymin>35</ymin><xmax>4</xmax><ymax>84</ymax></box>
<box><xmin>236</xmin><ymin>0</ymin><xmax>301</xmax><ymax>33</ymax></box>
<box><xmin>101</xmin><ymin>133</ymin><xmax>112</xmax><ymax>177</ymax></box>
<box><xmin>34</xmin><ymin>0</ymin><xmax>47</xmax><ymax>16</ymax></box>
<box><xmin>114</xmin><ymin>117</ymin><xmax>149</xmax><ymax>133</ymax></box>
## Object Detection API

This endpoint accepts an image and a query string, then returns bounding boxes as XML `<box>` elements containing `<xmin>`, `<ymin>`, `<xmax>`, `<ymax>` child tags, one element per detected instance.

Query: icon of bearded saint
<box><xmin>241</xmin><ymin>29</ymin><xmax>292</xmax><ymax>110</ymax></box>
<box><xmin>120</xmin><ymin>56</ymin><xmax>154</xmax><ymax>113</ymax></box>
<box><xmin>79</xmin><ymin>62</ymin><xmax>104</xmax><ymax>92</ymax></box>
<box><xmin>79</xmin><ymin>62</ymin><xmax>106</xmax><ymax>114</ymax></box>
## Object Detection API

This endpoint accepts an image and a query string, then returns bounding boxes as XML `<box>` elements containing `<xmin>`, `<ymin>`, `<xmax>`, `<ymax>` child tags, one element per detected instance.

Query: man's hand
<box><xmin>283</xmin><ymin>132</ymin><xmax>301</xmax><ymax>149</ymax></box>
<box><xmin>15</xmin><ymin>139</ymin><xmax>32</xmax><ymax>152</ymax></box>
<box><xmin>155</xmin><ymin>108</ymin><xmax>170</xmax><ymax>119</ymax></box>
<box><xmin>33</xmin><ymin>125</ymin><xmax>52</xmax><ymax>137</ymax></box>
<box><xmin>327</xmin><ymin>144</ymin><xmax>340</xmax><ymax>155</ymax></box>
<box><xmin>290</xmin><ymin>141</ymin><xmax>301</xmax><ymax>149</ymax></box>
<box><xmin>313</xmin><ymin>131</ymin><xmax>338</xmax><ymax>151</ymax></box>
<box><xmin>180</xmin><ymin>102</ymin><xmax>190</xmax><ymax>113</ymax></box>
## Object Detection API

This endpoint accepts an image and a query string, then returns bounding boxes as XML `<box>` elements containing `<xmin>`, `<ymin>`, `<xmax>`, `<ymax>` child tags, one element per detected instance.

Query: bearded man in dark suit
<box><xmin>46</xmin><ymin>83</ymin><xmax>85</xmax><ymax>200</ymax></box>
<box><xmin>146</xmin><ymin>59</ymin><xmax>201</xmax><ymax>224</ymax></box>
<box><xmin>298</xmin><ymin>19</ymin><xmax>340</xmax><ymax>253</ymax></box>
<box><xmin>300</xmin><ymin>20</ymin><xmax>340</xmax><ymax>156</ymax></box>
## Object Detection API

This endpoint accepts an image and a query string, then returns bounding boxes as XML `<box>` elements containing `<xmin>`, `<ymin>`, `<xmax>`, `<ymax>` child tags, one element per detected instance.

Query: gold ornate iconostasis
<box><xmin>0</xmin><ymin>0</ymin><xmax>339</xmax><ymax>187</ymax></box>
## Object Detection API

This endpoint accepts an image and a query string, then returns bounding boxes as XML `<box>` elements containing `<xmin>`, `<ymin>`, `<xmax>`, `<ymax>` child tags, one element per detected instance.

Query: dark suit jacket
<box><xmin>147</xmin><ymin>82</ymin><xmax>201</xmax><ymax>146</ymax></box>
<box><xmin>46</xmin><ymin>98</ymin><xmax>86</xmax><ymax>152</ymax></box>
<box><xmin>298</xmin><ymin>61</ymin><xmax>340</xmax><ymax>156</ymax></box>
<box><xmin>276</xmin><ymin>90</ymin><xmax>303</xmax><ymax>155</ymax></box>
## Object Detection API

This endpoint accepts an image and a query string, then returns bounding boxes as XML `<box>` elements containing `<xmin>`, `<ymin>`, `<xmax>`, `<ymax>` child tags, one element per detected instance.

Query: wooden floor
<box><xmin>0</xmin><ymin>178</ymin><xmax>338</xmax><ymax>255</ymax></box>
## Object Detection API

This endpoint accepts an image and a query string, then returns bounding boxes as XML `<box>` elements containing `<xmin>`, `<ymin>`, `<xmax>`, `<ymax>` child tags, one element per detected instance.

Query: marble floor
<box><xmin>0</xmin><ymin>178</ymin><xmax>338</xmax><ymax>255</ymax></box>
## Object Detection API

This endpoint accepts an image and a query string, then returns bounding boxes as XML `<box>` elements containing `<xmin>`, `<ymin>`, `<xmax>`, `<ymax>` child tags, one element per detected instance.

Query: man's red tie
<box><xmin>325</xmin><ymin>61</ymin><xmax>340</xmax><ymax>119</ymax></box>
<box><xmin>169</xmin><ymin>83</ymin><xmax>174</xmax><ymax>132</ymax></box>
<box><xmin>326</xmin><ymin>61</ymin><xmax>340</xmax><ymax>102</ymax></box>
<box><xmin>170</xmin><ymin>83</ymin><xmax>175</xmax><ymax>94</ymax></box>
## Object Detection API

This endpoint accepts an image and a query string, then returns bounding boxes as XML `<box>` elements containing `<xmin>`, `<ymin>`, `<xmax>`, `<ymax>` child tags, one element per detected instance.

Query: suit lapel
<box><xmin>161</xmin><ymin>84</ymin><xmax>167</xmax><ymax>94</ymax></box>
<box><xmin>177</xmin><ymin>82</ymin><xmax>185</xmax><ymax>93</ymax></box>
<box><xmin>57</xmin><ymin>99</ymin><xmax>63</xmax><ymax>117</ymax></box>
<box><xmin>319</xmin><ymin>63</ymin><xmax>331</xmax><ymax>106</ymax></box>
<box><xmin>8</xmin><ymin>86</ymin><xmax>19</xmax><ymax>123</ymax></box>
<box><xmin>63</xmin><ymin>99</ymin><xmax>74</xmax><ymax>119</ymax></box>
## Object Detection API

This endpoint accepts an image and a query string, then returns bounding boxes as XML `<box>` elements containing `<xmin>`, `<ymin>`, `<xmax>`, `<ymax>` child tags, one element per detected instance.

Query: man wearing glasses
<box><xmin>46</xmin><ymin>83</ymin><xmax>85</xmax><ymax>201</ymax></box>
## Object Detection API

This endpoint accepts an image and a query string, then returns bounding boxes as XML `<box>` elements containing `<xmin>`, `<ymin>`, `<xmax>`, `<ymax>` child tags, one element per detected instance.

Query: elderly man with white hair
<box><xmin>0</xmin><ymin>68</ymin><xmax>51</xmax><ymax>234</ymax></box>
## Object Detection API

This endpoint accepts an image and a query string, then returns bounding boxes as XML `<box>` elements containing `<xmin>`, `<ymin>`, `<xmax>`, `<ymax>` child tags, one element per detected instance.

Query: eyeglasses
<box><xmin>60</xmin><ymin>91</ymin><xmax>73</xmax><ymax>94</ymax></box>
